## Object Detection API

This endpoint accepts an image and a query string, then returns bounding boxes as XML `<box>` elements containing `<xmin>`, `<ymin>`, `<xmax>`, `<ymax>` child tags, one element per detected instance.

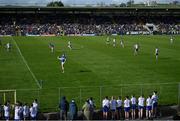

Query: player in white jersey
<box><xmin>134</xmin><ymin>43</ymin><xmax>139</xmax><ymax>56</ymax></box>
<box><xmin>6</xmin><ymin>43</ymin><xmax>10</xmax><ymax>52</ymax></box>
<box><xmin>151</xmin><ymin>91</ymin><xmax>158</xmax><ymax>118</ymax></box>
<box><xmin>14</xmin><ymin>104</ymin><xmax>20</xmax><ymax>121</ymax></box>
<box><xmin>102</xmin><ymin>96</ymin><xmax>110</xmax><ymax>120</ymax></box>
<box><xmin>138</xmin><ymin>95</ymin><xmax>145</xmax><ymax>119</ymax></box>
<box><xmin>113</xmin><ymin>38</ymin><xmax>116</xmax><ymax>47</ymax></box>
<box><xmin>120</xmin><ymin>39</ymin><xmax>124</xmax><ymax>48</ymax></box>
<box><xmin>146</xmin><ymin>95</ymin><xmax>152</xmax><ymax>119</ymax></box>
<box><xmin>49</xmin><ymin>43</ymin><xmax>55</xmax><ymax>53</ymax></box>
<box><xmin>170</xmin><ymin>36</ymin><xmax>173</xmax><ymax>44</ymax></box>
<box><xmin>57</xmin><ymin>54</ymin><xmax>66</xmax><ymax>73</ymax></box>
<box><xmin>110</xmin><ymin>96</ymin><xmax>117</xmax><ymax>120</ymax></box>
<box><xmin>124</xmin><ymin>96</ymin><xmax>130</xmax><ymax>120</ymax></box>
<box><xmin>23</xmin><ymin>103</ymin><xmax>30</xmax><ymax>120</ymax></box>
<box><xmin>3</xmin><ymin>102</ymin><xmax>10</xmax><ymax>121</ymax></box>
<box><xmin>155</xmin><ymin>47</ymin><xmax>159</xmax><ymax>60</ymax></box>
<box><xmin>68</xmin><ymin>41</ymin><xmax>72</xmax><ymax>50</ymax></box>
<box><xmin>33</xmin><ymin>99</ymin><xmax>38</xmax><ymax>113</ymax></box>
<box><xmin>30</xmin><ymin>104</ymin><xmax>37</xmax><ymax>120</ymax></box>
<box><xmin>106</xmin><ymin>37</ymin><xmax>110</xmax><ymax>45</ymax></box>
<box><xmin>131</xmin><ymin>95</ymin><xmax>136</xmax><ymax>119</ymax></box>
<box><xmin>116</xmin><ymin>96</ymin><xmax>122</xmax><ymax>120</ymax></box>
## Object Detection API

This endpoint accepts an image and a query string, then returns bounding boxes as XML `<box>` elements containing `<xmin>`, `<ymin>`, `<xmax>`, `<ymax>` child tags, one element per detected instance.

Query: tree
<box><xmin>126</xmin><ymin>0</ymin><xmax>134</xmax><ymax>7</ymax></box>
<box><xmin>172</xmin><ymin>0</ymin><xmax>179</xmax><ymax>5</ymax></box>
<box><xmin>47</xmin><ymin>1</ymin><xmax>64</xmax><ymax>7</ymax></box>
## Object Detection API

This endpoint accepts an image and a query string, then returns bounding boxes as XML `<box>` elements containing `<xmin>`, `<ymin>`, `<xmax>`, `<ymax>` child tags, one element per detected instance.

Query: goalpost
<box><xmin>0</xmin><ymin>90</ymin><xmax>16</xmax><ymax>104</ymax></box>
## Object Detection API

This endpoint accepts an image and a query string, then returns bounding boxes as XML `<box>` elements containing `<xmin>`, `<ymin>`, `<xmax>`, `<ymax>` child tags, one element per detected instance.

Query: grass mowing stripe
<box><xmin>11</xmin><ymin>37</ymin><xmax>42</xmax><ymax>89</ymax></box>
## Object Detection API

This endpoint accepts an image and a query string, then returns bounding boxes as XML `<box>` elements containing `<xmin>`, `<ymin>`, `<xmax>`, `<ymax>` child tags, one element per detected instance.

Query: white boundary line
<box><xmin>11</xmin><ymin>37</ymin><xmax>42</xmax><ymax>89</ymax></box>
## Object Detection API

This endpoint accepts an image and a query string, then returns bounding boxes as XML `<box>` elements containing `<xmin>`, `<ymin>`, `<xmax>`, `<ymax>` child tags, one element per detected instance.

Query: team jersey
<box><xmin>138</xmin><ymin>97</ymin><xmax>145</xmax><ymax>106</ymax></box>
<box><xmin>102</xmin><ymin>99</ymin><xmax>110</xmax><ymax>108</ymax></box>
<box><xmin>117</xmin><ymin>99</ymin><xmax>122</xmax><ymax>107</ymax></box>
<box><xmin>155</xmin><ymin>48</ymin><xmax>159</xmax><ymax>54</ymax></box>
<box><xmin>131</xmin><ymin>97</ymin><xmax>136</xmax><ymax>105</ymax></box>
<box><xmin>14</xmin><ymin>106</ymin><xmax>20</xmax><ymax>120</ymax></box>
<box><xmin>110</xmin><ymin>99</ymin><xmax>117</xmax><ymax>110</ymax></box>
<box><xmin>23</xmin><ymin>105</ymin><xmax>29</xmax><ymax>117</ymax></box>
<box><xmin>146</xmin><ymin>97</ymin><xmax>152</xmax><ymax>106</ymax></box>
<box><xmin>113</xmin><ymin>39</ymin><xmax>116</xmax><ymax>43</ymax></box>
<box><xmin>124</xmin><ymin>99</ymin><xmax>130</xmax><ymax>108</ymax></box>
<box><xmin>30</xmin><ymin>107</ymin><xmax>37</xmax><ymax>118</ymax></box>
<box><xmin>58</xmin><ymin>55</ymin><xmax>66</xmax><ymax>63</ymax></box>
<box><xmin>6</xmin><ymin>43</ymin><xmax>10</xmax><ymax>49</ymax></box>
<box><xmin>151</xmin><ymin>94</ymin><xmax>158</xmax><ymax>104</ymax></box>
<box><xmin>134</xmin><ymin>44</ymin><xmax>138</xmax><ymax>49</ymax></box>
<box><xmin>33</xmin><ymin>102</ymin><xmax>38</xmax><ymax>112</ymax></box>
<box><xmin>4</xmin><ymin>105</ymin><xmax>10</xmax><ymax>117</ymax></box>
<box><xmin>49</xmin><ymin>43</ymin><xmax>54</xmax><ymax>48</ymax></box>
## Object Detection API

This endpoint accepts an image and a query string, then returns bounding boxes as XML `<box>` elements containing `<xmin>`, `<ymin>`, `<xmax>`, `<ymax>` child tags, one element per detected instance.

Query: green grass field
<box><xmin>0</xmin><ymin>35</ymin><xmax>179</xmax><ymax>112</ymax></box>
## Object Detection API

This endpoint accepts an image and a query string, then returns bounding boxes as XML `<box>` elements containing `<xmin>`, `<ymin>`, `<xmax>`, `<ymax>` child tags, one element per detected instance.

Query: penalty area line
<box><xmin>11</xmin><ymin>37</ymin><xmax>42</xmax><ymax>89</ymax></box>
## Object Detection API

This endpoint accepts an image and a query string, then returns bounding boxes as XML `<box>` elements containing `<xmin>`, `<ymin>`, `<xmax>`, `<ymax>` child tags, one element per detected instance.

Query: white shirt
<box><xmin>33</xmin><ymin>102</ymin><xmax>38</xmax><ymax>112</ymax></box>
<box><xmin>30</xmin><ymin>107</ymin><xmax>37</xmax><ymax>118</ymax></box>
<box><xmin>102</xmin><ymin>99</ymin><xmax>110</xmax><ymax>108</ymax></box>
<box><xmin>110</xmin><ymin>99</ymin><xmax>117</xmax><ymax>110</ymax></box>
<box><xmin>131</xmin><ymin>97</ymin><xmax>136</xmax><ymax>105</ymax></box>
<box><xmin>4</xmin><ymin>105</ymin><xmax>10</xmax><ymax>117</ymax></box>
<box><xmin>155</xmin><ymin>48</ymin><xmax>159</xmax><ymax>54</ymax></box>
<box><xmin>117</xmin><ymin>99</ymin><xmax>122</xmax><ymax>107</ymax></box>
<box><xmin>151</xmin><ymin>94</ymin><xmax>158</xmax><ymax>104</ymax></box>
<box><xmin>113</xmin><ymin>39</ymin><xmax>116</xmax><ymax>43</ymax></box>
<box><xmin>135</xmin><ymin>44</ymin><xmax>138</xmax><ymax>49</ymax></box>
<box><xmin>6</xmin><ymin>43</ymin><xmax>10</xmax><ymax>48</ymax></box>
<box><xmin>124</xmin><ymin>99</ymin><xmax>130</xmax><ymax>108</ymax></box>
<box><xmin>14</xmin><ymin>106</ymin><xmax>20</xmax><ymax>120</ymax></box>
<box><xmin>138</xmin><ymin>97</ymin><xmax>145</xmax><ymax>106</ymax></box>
<box><xmin>146</xmin><ymin>97</ymin><xmax>152</xmax><ymax>106</ymax></box>
<box><xmin>23</xmin><ymin>105</ymin><xmax>29</xmax><ymax>117</ymax></box>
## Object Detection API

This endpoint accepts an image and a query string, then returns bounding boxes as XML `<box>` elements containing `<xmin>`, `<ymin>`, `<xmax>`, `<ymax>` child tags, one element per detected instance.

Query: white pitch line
<box><xmin>11</xmin><ymin>37</ymin><xmax>41</xmax><ymax>89</ymax></box>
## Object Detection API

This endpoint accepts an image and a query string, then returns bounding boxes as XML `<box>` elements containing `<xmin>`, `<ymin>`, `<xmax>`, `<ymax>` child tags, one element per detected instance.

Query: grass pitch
<box><xmin>0</xmin><ymin>35</ymin><xmax>179</xmax><ymax>111</ymax></box>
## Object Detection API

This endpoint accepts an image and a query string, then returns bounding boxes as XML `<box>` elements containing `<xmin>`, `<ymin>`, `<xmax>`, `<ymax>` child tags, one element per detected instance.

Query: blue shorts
<box><xmin>138</xmin><ymin>106</ymin><xmax>144</xmax><ymax>109</ymax></box>
<box><xmin>146</xmin><ymin>106</ymin><xmax>152</xmax><ymax>111</ymax></box>
<box><xmin>103</xmin><ymin>106</ymin><xmax>109</xmax><ymax>113</ymax></box>
<box><xmin>111</xmin><ymin>109</ymin><xmax>116</xmax><ymax>112</ymax></box>
<box><xmin>5</xmin><ymin>116</ymin><xmax>9</xmax><ymax>120</ymax></box>
<box><xmin>153</xmin><ymin>102</ymin><xmax>158</xmax><ymax>108</ymax></box>
<box><xmin>116</xmin><ymin>106</ymin><xmax>122</xmax><ymax>111</ymax></box>
<box><xmin>124</xmin><ymin>107</ymin><xmax>130</xmax><ymax>112</ymax></box>
<box><xmin>131</xmin><ymin>104</ymin><xmax>136</xmax><ymax>110</ymax></box>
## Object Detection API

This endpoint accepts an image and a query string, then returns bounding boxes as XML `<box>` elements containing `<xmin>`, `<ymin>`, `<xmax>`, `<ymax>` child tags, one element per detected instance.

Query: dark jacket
<box><xmin>59</xmin><ymin>97</ymin><xmax>69</xmax><ymax>111</ymax></box>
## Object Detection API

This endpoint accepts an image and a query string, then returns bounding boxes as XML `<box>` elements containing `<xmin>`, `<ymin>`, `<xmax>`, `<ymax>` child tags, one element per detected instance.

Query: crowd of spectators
<box><xmin>0</xmin><ymin>15</ymin><xmax>179</xmax><ymax>36</ymax></box>
<box><xmin>0</xmin><ymin>99</ymin><xmax>38</xmax><ymax>121</ymax></box>
<box><xmin>0</xmin><ymin>91</ymin><xmax>158</xmax><ymax>120</ymax></box>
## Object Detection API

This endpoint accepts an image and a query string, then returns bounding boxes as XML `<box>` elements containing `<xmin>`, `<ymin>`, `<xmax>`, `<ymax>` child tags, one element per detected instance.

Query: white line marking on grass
<box><xmin>11</xmin><ymin>37</ymin><xmax>42</xmax><ymax>89</ymax></box>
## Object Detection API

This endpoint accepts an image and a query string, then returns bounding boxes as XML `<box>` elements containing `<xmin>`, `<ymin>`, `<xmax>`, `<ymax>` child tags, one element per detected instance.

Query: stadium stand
<box><xmin>0</xmin><ymin>7</ymin><xmax>179</xmax><ymax>36</ymax></box>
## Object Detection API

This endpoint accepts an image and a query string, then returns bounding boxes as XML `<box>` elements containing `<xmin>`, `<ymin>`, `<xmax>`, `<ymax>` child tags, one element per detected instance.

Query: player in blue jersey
<box><xmin>57</xmin><ymin>54</ymin><xmax>66</xmax><ymax>73</ymax></box>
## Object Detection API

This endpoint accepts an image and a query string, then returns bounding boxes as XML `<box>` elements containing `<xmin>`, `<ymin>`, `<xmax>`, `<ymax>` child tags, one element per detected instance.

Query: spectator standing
<box><xmin>89</xmin><ymin>97</ymin><xmax>95</xmax><ymax>120</ymax></box>
<box><xmin>110</xmin><ymin>96</ymin><xmax>117</xmax><ymax>120</ymax></box>
<box><xmin>138</xmin><ymin>95</ymin><xmax>145</xmax><ymax>119</ymax></box>
<box><xmin>23</xmin><ymin>103</ymin><xmax>30</xmax><ymax>120</ymax></box>
<box><xmin>124</xmin><ymin>96</ymin><xmax>130</xmax><ymax>120</ymax></box>
<box><xmin>152</xmin><ymin>91</ymin><xmax>158</xmax><ymax>118</ymax></box>
<box><xmin>69</xmin><ymin>99</ymin><xmax>78</xmax><ymax>120</ymax></box>
<box><xmin>3</xmin><ymin>101</ymin><xmax>10</xmax><ymax>121</ymax></box>
<box><xmin>131</xmin><ymin>95</ymin><xmax>136</xmax><ymax>119</ymax></box>
<box><xmin>82</xmin><ymin>99</ymin><xmax>91</xmax><ymax>120</ymax></box>
<box><xmin>59</xmin><ymin>96</ymin><xmax>69</xmax><ymax>120</ymax></box>
<box><xmin>116</xmin><ymin>96</ymin><xmax>122</xmax><ymax>120</ymax></box>
<box><xmin>102</xmin><ymin>96</ymin><xmax>110</xmax><ymax>120</ymax></box>
<box><xmin>30</xmin><ymin>104</ymin><xmax>37</xmax><ymax>120</ymax></box>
